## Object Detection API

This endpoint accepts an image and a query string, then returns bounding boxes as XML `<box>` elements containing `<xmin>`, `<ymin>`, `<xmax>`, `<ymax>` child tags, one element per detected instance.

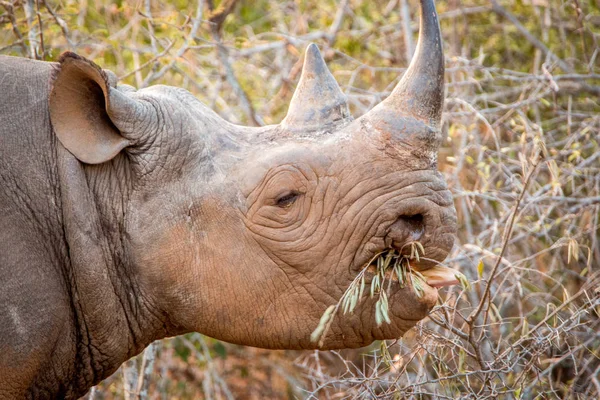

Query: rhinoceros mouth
<box><xmin>361</xmin><ymin>248</ymin><xmax>459</xmax><ymax>289</ymax></box>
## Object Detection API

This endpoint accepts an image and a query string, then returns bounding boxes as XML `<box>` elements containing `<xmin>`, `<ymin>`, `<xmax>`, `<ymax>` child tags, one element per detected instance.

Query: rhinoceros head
<box><xmin>49</xmin><ymin>0</ymin><xmax>456</xmax><ymax>349</ymax></box>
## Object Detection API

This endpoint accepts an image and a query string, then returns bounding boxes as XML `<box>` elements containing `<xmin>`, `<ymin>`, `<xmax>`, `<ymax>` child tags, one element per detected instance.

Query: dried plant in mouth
<box><xmin>311</xmin><ymin>242</ymin><xmax>470</xmax><ymax>347</ymax></box>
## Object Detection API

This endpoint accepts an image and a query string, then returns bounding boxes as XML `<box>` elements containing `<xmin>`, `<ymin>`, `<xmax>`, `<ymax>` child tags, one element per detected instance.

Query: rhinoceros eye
<box><xmin>275</xmin><ymin>191</ymin><xmax>300</xmax><ymax>208</ymax></box>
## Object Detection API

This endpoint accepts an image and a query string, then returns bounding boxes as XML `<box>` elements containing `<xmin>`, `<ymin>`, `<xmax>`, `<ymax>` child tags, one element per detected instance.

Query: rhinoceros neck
<box><xmin>55</xmin><ymin>146</ymin><xmax>169</xmax><ymax>397</ymax></box>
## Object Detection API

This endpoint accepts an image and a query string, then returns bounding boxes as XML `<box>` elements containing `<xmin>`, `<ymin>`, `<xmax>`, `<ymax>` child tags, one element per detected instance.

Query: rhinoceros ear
<box><xmin>49</xmin><ymin>52</ymin><xmax>140</xmax><ymax>164</ymax></box>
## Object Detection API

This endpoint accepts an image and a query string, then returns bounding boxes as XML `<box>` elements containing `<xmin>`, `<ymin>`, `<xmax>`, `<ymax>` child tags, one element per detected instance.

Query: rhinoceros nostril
<box><xmin>399</xmin><ymin>214</ymin><xmax>424</xmax><ymax>239</ymax></box>
<box><xmin>400</xmin><ymin>213</ymin><xmax>423</xmax><ymax>225</ymax></box>
<box><xmin>388</xmin><ymin>214</ymin><xmax>425</xmax><ymax>248</ymax></box>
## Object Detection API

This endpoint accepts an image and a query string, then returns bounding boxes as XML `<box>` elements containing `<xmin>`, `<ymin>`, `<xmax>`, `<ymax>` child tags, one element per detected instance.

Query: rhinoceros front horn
<box><xmin>371</xmin><ymin>0</ymin><xmax>445</xmax><ymax>128</ymax></box>
<box><xmin>281</xmin><ymin>44</ymin><xmax>353</xmax><ymax>133</ymax></box>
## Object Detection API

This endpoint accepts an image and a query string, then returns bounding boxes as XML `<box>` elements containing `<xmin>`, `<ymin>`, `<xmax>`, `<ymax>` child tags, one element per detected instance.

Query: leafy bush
<box><xmin>2</xmin><ymin>0</ymin><xmax>599</xmax><ymax>398</ymax></box>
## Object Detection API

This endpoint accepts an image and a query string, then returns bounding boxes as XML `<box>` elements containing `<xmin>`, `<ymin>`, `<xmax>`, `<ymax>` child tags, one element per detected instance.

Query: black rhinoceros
<box><xmin>0</xmin><ymin>0</ymin><xmax>457</xmax><ymax>397</ymax></box>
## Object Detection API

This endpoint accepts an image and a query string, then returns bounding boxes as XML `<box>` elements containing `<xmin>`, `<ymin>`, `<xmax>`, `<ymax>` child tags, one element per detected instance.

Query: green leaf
<box><xmin>455</xmin><ymin>272</ymin><xmax>471</xmax><ymax>291</ymax></box>
<box><xmin>213</xmin><ymin>341</ymin><xmax>227</xmax><ymax>359</ymax></box>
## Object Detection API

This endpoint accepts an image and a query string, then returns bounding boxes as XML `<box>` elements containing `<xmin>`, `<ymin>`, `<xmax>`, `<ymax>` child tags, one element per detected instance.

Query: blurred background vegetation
<box><xmin>2</xmin><ymin>0</ymin><xmax>600</xmax><ymax>398</ymax></box>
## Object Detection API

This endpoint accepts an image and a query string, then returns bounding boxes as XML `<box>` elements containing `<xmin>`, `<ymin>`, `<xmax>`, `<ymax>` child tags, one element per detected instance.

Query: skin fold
<box><xmin>0</xmin><ymin>0</ymin><xmax>456</xmax><ymax>398</ymax></box>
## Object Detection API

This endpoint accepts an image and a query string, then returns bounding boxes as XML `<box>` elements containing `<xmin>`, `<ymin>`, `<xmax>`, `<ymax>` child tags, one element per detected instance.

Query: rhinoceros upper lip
<box><xmin>418</xmin><ymin>265</ymin><xmax>460</xmax><ymax>288</ymax></box>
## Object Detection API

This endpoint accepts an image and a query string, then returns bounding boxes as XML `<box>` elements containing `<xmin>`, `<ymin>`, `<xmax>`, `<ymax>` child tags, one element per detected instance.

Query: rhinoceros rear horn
<box><xmin>281</xmin><ymin>44</ymin><xmax>353</xmax><ymax>133</ymax></box>
<box><xmin>49</xmin><ymin>52</ymin><xmax>143</xmax><ymax>164</ymax></box>
<box><xmin>370</xmin><ymin>0</ymin><xmax>444</xmax><ymax>128</ymax></box>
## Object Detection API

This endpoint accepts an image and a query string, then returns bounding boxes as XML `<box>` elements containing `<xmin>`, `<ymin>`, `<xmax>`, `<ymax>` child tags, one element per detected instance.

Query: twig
<box><xmin>24</xmin><ymin>0</ymin><xmax>40</xmax><ymax>59</ymax></box>
<box><xmin>122</xmin><ymin>358</ymin><xmax>139</xmax><ymax>400</ymax></box>
<box><xmin>399</xmin><ymin>0</ymin><xmax>414</xmax><ymax>60</ymax></box>
<box><xmin>119</xmin><ymin>41</ymin><xmax>176</xmax><ymax>81</ymax></box>
<box><xmin>135</xmin><ymin>342</ymin><xmax>157</xmax><ymax>399</ymax></box>
<box><xmin>41</xmin><ymin>0</ymin><xmax>73</xmax><ymax>47</ymax></box>
<box><xmin>235</xmin><ymin>32</ymin><xmax>329</xmax><ymax>57</ymax></box>
<box><xmin>35</xmin><ymin>0</ymin><xmax>44</xmax><ymax>60</ymax></box>
<box><xmin>1</xmin><ymin>1</ymin><xmax>29</xmax><ymax>55</ymax></box>
<box><xmin>326</xmin><ymin>0</ymin><xmax>349</xmax><ymax>45</ymax></box>
<box><xmin>207</xmin><ymin>0</ymin><xmax>238</xmax><ymax>32</ymax></box>
<box><xmin>144</xmin><ymin>0</ymin><xmax>158</xmax><ymax>56</ymax></box>
<box><xmin>208</xmin><ymin>0</ymin><xmax>264</xmax><ymax>125</ymax></box>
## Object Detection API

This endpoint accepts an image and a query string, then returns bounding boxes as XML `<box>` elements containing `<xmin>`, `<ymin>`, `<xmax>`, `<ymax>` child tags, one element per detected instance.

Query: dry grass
<box><xmin>2</xmin><ymin>0</ymin><xmax>599</xmax><ymax>398</ymax></box>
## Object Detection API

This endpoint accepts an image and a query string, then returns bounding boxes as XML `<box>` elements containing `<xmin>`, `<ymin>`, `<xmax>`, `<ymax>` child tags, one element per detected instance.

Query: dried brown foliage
<box><xmin>2</xmin><ymin>0</ymin><xmax>599</xmax><ymax>398</ymax></box>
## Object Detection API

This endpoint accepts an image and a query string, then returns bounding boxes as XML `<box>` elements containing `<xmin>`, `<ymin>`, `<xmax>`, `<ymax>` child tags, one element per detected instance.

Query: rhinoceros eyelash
<box><xmin>275</xmin><ymin>191</ymin><xmax>301</xmax><ymax>208</ymax></box>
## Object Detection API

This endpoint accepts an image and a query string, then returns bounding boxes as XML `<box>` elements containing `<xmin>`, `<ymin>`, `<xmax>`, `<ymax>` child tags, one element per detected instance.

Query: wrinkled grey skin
<box><xmin>0</xmin><ymin>0</ymin><xmax>456</xmax><ymax>398</ymax></box>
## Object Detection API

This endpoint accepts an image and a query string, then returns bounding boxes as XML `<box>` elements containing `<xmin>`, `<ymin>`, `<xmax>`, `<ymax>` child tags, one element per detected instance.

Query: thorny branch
<box><xmin>467</xmin><ymin>158</ymin><xmax>540</xmax><ymax>325</ymax></box>
<box><xmin>1</xmin><ymin>0</ymin><xmax>599</xmax><ymax>398</ymax></box>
